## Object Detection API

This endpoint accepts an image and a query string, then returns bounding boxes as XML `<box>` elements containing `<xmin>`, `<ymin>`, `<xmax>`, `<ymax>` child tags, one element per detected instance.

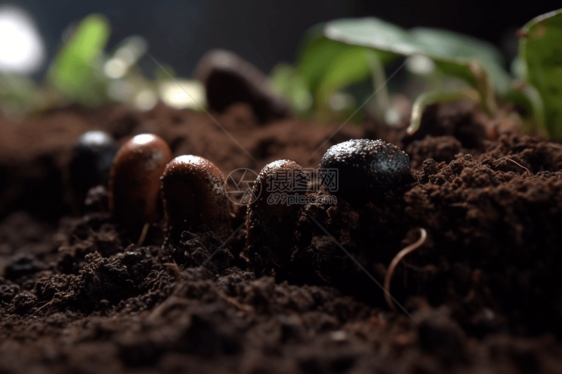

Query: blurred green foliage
<box><xmin>269</xmin><ymin>63</ymin><xmax>312</xmax><ymax>114</ymax></box>
<box><xmin>0</xmin><ymin>13</ymin><xmax>205</xmax><ymax>118</ymax></box>
<box><xmin>0</xmin><ymin>11</ymin><xmax>561</xmax><ymax>139</ymax></box>
<box><xmin>410</xmin><ymin>27</ymin><xmax>511</xmax><ymax>94</ymax></box>
<box><xmin>293</xmin><ymin>18</ymin><xmax>508</xmax><ymax>117</ymax></box>
<box><xmin>271</xmin><ymin>10</ymin><xmax>562</xmax><ymax>138</ymax></box>
<box><xmin>0</xmin><ymin>73</ymin><xmax>48</xmax><ymax>118</ymax></box>
<box><xmin>520</xmin><ymin>9</ymin><xmax>562</xmax><ymax>138</ymax></box>
<box><xmin>47</xmin><ymin>14</ymin><xmax>110</xmax><ymax>106</ymax></box>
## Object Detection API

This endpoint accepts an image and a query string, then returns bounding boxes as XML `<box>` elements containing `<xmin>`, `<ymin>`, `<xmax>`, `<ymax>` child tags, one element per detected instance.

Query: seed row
<box><xmin>71</xmin><ymin>134</ymin><xmax>412</xmax><ymax>252</ymax></box>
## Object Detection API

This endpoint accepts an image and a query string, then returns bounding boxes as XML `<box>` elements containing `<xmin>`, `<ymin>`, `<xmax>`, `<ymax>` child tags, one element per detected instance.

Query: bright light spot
<box><xmin>407</xmin><ymin>55</ymin><xmax>436</xmax><ymax>76</ymax></box>
<box><xmin>134</xmin><ymin>89</ymin><xmax>158</xmax><ymax>111</ymax></box>
<box><xmin>328</xmin><ymin>92</ymin><xmax>355</xmax><ymax>112</ymax></box>
<box><xmin>114</xmin><ymin>36</ymin><xmax>147</xmax><ymax>66</ymax></box>
<box><xmin>211</xmin><ymin>50</ymin><xmax>236</xmax><ymax>68</ymax></box>
<box><xmin>107</xmin><ymin>80</ymin><xmax>134</xmax><ymax>102</ymax></box>
<box><xmin>158</xmin><ymin>80</ymin><xmax>205</xmax><ymax>110</ymax></box>
<box><xmin>385</xmin><ymin>106</ymin><xmax>402</xmax><ymax>125</ymax></box>
<box><xmin>133</xmin><ymin>134</ymin><xmax>156</xmax><ymax>145</ymax></box>
<box><xmin>82</xmin><ymin>131</ymin><xmax>109</xmax><ymax>145</ymax></box>
<box><xmin>175</xmin><ymin>155</ymin><xmax>203</xmax><ymax>165</ymax></box>
<box><xmin>115</xmin><ymin>49</ymin><xmax>135</xmax><ymax>65</ymax></box>
<box><xmin>330</xmin><ymin>330</ymin><xmax>347</xmax><ymax>341</ymax></box>
<box><xmin>103</xmin><ymin>58</ymin><xmax>128</xmax><ymax>79</ymax></box>
<box><xmin>385</xmin><ymin>94</ymin><xmax>411</xmax><ymax>127</ymax></box>
<box><xmin>0</xmin><ymin>5</ymin><xmax>45</xmax><ymax>74</ymax></box>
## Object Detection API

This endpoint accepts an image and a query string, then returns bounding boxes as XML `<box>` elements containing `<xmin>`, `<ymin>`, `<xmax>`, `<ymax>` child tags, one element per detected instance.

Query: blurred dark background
<box><xmin>6</xmin><ymin>0</ymin><xmax>562</xmax><ymax>76</ymax></box>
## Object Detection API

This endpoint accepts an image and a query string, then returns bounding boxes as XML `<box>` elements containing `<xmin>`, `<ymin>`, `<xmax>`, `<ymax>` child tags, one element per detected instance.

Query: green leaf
<box><xmin>297</xmin><ymin>20</ymin><xmax>401</xmax><ymax>112</ymax></box>
<box><xmin>269</xmin><ymin>63</ymin><xmax>313</xmax><ymax>114</ymax></box>
<box><xmin>297</xmin><ymin>21</ymin><xmax>398</xmax><ymax>101</ymax></box>
<box><xmin>407</xmin><ymin>88</ymin><xmax>480</xmax><ymax>135</ymax></box>
<box><xmin>323</xmin><ymin>17</ymin><xmax>417</xmax><ymax>56</ymax></box>
<box><xmin>316</xmin><ymin>47</ymin><xmax>373</xmax><ymax>110</ymax></box>
<box><xmin>504</xmin><ymin>82</ymin><xmax>546</xmax><ymax>136</ymax></box>
<box><xmin>297</xmin><ymin>35</ymin><xmax>359</xmax><ymax>97</ymax></box>
<box><xmin>520</xmin><ymin>9</ymin><xmax>562</xmax><ymax>138</ymax></box>
<box><xmin>323</xmin><ymin>18</ymin><xmax>512</xmax><ymax>116</ymax></box>
<box><xmin>411</xmin><ymin>28</ymin><xmax>510</xmax><ymax>94</ymax></box>
<box><xmin>364</xmin><ymin>50</ymin><xmax>390</xmax><ymax>120</ymax></box>
<box><xmin>47</xmin><ymin>14</ymin><xmax>110</xmax><ymax>106</ymax></box>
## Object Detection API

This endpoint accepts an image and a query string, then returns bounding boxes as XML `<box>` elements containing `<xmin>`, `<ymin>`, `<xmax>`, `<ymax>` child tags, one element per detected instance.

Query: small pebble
<box><xmin>194</xmin><ymin>49</ymin><xmax>291</xmax><ymax>123</ymax></box>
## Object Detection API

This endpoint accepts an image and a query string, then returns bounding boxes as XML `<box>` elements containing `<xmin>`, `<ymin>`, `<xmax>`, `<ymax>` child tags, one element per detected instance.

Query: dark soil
<box><xmin>1</xmin><ymin>99</ymin><xmax>562</xmax><ymax>373</ymax></box>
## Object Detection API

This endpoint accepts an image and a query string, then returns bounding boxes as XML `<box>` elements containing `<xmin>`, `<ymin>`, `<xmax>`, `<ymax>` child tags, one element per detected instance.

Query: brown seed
<box><xmin>161</xmin><ymin>155</ymin><xmax>231</xmax><ymax>240</ymax></box>
<box><xmin>246</xmin><ymin>160</ymin><xmax>307</xmax><ymax>276</ymax></box>
<box><xmin>108</xmin><ymin>134</ymin><xmax>172</xmax><ymax>235</ymax></box>
<box><xmin>194</xmin><ymin>49</ymin><xmax>291</xmax><ymax>123</ymax></box>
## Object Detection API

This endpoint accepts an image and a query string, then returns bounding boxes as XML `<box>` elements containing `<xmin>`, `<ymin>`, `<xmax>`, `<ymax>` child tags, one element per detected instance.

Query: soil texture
<box><xmin>1</xmin><ymin>99</ymin><xmax>561</xmax><ymax>374</ymax></box>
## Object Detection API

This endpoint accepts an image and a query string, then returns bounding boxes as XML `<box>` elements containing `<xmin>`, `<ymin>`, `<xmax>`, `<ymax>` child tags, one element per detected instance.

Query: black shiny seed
<box><xmin>69</xmin><ymin>131</ymin><xmax>118</xmax><ymax>203</ymax></box>
<box><xmin>319</xmin><ymin>139</ymin><xmax>412</xmax><ymax>199</ymax></box>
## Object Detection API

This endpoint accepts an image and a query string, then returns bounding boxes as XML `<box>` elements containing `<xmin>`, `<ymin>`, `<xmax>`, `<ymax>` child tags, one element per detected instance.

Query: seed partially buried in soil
<box><xmin>108</xmin><ymin>134</ymin><xmax>172</xmax><ymax>236</ymax></box>
<box><xmin>194</xmin><ymin>49</ymin><xmax>291</xmax><ymax>123</ymax></box>
<box><xmin>246</xmin><ymin>160</ymin><xmax>308</xmax><ymax>276</ymax></box>
<box><xmin>319</xmin><ymin>139</ymin><xmax>412</xmax><ymax>200</ymax></box>
<box><xmin>69</xmin><ymin>131</ymin><xmax>118</xmax><ymax>211</ymax></box>
<box><xmin>161</xmin><ymin>155</ymin><xmax>232</xmax><ymax>241</ymax></box>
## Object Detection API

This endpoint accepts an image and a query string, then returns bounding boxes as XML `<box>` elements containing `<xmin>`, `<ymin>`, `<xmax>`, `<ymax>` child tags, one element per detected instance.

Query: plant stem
<box><xmin>407</xmin><ymin>88</ymin><xmax>480</xmax><ymax>135</ymax></box>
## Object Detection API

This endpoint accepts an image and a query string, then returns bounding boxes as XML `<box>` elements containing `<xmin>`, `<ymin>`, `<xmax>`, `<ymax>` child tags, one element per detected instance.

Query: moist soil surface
<box><xmin>1</xmin><ymin>101</ymin><xmax>562</xmax><ymax>373</ymax></box>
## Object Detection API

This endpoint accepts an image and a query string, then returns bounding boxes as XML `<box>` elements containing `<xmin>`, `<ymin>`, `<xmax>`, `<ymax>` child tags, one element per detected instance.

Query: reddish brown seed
<box><xmin>161</xmin><ymin>155</ymin><xmax>231</xmax><ymax>240</ymax></box>
<box><xmin>108</xmin><ymin>134</ymin><xmax>172</xmax><ymax>235</ymax></box>
<box><xmin>246</xmin><ymin>160</ymin><xmax>307</xmax><ymax>276</ymax></box>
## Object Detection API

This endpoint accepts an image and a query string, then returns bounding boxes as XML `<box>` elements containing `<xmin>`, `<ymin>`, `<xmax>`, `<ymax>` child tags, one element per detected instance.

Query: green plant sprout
<box><xmin>520</xmin><ymin>9</ymin><xmax>562</xmax><ymax>139</ymax></box>
<box><xmin>0</xmin><ymin>73</ymin><xmax>47</xmax><ymax>118</ymax></box>
<box><xmin>47</xmin><ymin>14</ymin><xmax>110</xmax><ymax>106</ymax></box>
<box><xmin>288</xmin><ymin>17</ymin><xmax>506</xmax><ymax>118</ymax></box>
<box><xmin>365</xmin><ymin>50</ymin><xmax>390</xmax><ymax>122</ymax></box>
<box><xmin>324</xmin><ymin>19</ymin><xmax>509</xmax><ymax>112</ymax></box>
<box><xmin>1</xmin><ymin>11</ymin><xmax>560</xmax><ymax>139</ymax></box>
<box><xmin>269</xmin><ymin>63</ymin><xmax>312</xmax><ymax>114</ymax></box>
<box><xmin>406</xmin><ymin>88</ymin><xmax>480</xmax><ymax>135</ymax></box>
<box><xmin>504</xmin><ymin>82</ymin><xmax>546</xmax><ymax>136</ymax></box>
<box><xmin>0</xmin><ymin>13</ymin><xmax>205</xmax><ymax>117</ymax></box>
<box><xmin>272</xmin><ymin>9</ymin><xmax>561</xmax><ymax>138</ymax></box>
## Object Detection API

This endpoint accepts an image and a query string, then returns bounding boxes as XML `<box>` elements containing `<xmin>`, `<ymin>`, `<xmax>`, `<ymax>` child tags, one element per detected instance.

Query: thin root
<box><xmin>384</xmin><ymin>228</ymin><xmax>427</xmax><ymax>311</ymax></box>
<box><xmin>506</xmin><ymin>158</ymin><xmax>530</xmax><ymax>174</ymax></box>
<box><xmin>216</xmin><ymin>290</ymin><xmax>254</xmax><ymax>312</ymax></box>
<box><xmin>36</xmin><ymin>296</ymin><xmax>58</xmax><ymax>312</ymax></box>
<box><xmin>545</xmin><ymin>143</ymin><xmax>562</xmax><ymax>150</ymax></box>
<box><xmin>147</xmin><ymin>295</ymin><xmax>190</xmax><ymax>321</ymax></box>
<box><xmin>137</xmin><ymin>223</ymin><xmax>150</xmax><ymax>247</ymax></box>
<box><xmin>163</xmin><ymin>262</ymin><xmax>182</xmax><ymax>280</ymax></box>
